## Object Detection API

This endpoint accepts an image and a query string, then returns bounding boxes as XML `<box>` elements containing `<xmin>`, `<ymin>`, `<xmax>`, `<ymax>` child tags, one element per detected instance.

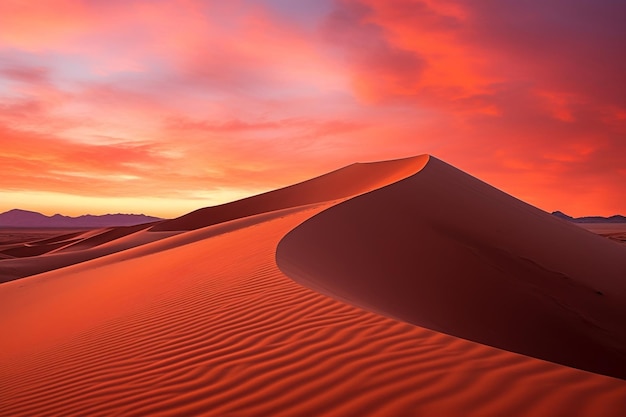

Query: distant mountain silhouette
<box><xmin>0</xmin><ymin>209</ymin><xmax>162</xmax><ymax>228</ymax></box>
<box><xmin>552</xmin><ymin>211</ymin><xmax>626</xmax><ymax>223</ymax></box>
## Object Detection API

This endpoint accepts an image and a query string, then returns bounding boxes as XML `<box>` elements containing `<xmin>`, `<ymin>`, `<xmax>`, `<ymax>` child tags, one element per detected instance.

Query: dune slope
<box><xmin>1</xmin><ymin>154</ymin><xmax>625</xmax><ymax>416</ymax></box>
<box><xmin>0</xmin><ymin>224</ymin><xmax>179</xmax><ymax>283</ymax></box>
<box><xmin>0</xmin><ymin>156</ymin><xmax>428</xmax><ymax>283</ymax></box>
<box><xmin>277</xmin><ymin>156</ymin><xmax>626</xmax><ymax>380</ymax></box>
<box><xmin>152</xmin><ymin>155</ymin><xmax>429</xmax><ymax>231</ymax></box>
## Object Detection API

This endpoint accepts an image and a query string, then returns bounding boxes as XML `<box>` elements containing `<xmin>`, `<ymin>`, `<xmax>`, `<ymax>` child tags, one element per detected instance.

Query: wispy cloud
<box><xmin>0</xmin><ymin>0</ymin><xmax>624</xmax><ymax>216</ymax></box>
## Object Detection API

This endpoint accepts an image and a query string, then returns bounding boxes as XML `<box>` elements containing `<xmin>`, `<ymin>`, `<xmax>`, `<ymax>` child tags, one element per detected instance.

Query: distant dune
<box><xmin>1</xmin><ymin>154</ymin><xmax>625</xmax><ymax>416</ymax></box>
<box><xmin>0</xmin><ymin>208</ymin><xmax>162</xmax><ymax>228</ymax></box>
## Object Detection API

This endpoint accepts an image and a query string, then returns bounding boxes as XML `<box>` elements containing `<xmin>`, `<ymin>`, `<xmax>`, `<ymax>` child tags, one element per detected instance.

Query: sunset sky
<box><xmin>1</xmin><ymin>0</ymin><xmax>624</xmax><ymax>218</ymax></box>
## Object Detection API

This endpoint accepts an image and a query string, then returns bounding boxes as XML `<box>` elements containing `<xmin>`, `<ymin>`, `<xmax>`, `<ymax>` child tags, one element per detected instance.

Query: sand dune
<box><xmin>278</xmin><ymin>156</ymin><xmax>626</xmax><ymax>379</ymax></box>
<box><xmin>152</xmin><ymin>155</ymin><xmax>429</xmax><ymax>231</ymax></box>
<box><xmin>0</xmin><ymin>156</ymin><xmax>428</xmax><ymax>283</ymax></box>
<box><xmin>1</xmin><ymin>155</ymin><xmax>625</xmax><ymax>416</ymax></box>
<box><xmin>578</xmin><ymin>224</ymin><xmax>626</xmax><ymax>246</ymax></box>
<box><xmin>0</xmin><ymin>225</ymin><xmax>179</xmax><ymax>283</ymax></box>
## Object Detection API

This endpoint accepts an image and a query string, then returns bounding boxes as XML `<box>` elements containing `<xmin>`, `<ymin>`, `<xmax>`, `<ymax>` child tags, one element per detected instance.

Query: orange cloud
<box><xmin>320</xmin><ymin>0</ymin><xmax>626</xmax><ymax>216</ymax></box>
<box><xmin>0</xmin><ymin>0</ymin><xmax>624</xmax><ymax>217</ymax></box>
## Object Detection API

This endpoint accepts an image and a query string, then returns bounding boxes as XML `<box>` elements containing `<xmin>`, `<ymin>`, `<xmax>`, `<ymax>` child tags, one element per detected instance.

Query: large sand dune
<box><xmin>151</xmin><ymin>155</ymin><xmax>429</xmax><ymax>231</ymax></box>
<box><xmin>1</xmin><ymin>155</ymin><xmax>625</xmax><ymax>416</ymax></box>
<box><xmin>277</xmin><ymin>156</ymin><xmax>626</xmax><ymax>380</ymax></box>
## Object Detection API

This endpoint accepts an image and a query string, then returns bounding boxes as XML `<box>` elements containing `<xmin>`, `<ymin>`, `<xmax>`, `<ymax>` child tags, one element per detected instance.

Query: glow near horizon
<box><xmin>0</xmin><ymin>0</ymin><xmax>624</xmax><ymax>217</ymax></box>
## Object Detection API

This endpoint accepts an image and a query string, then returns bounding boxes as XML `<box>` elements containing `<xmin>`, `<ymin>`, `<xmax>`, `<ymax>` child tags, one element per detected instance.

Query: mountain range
<box><xmin>1</xmin><ymin>208</ymin><xmax>623</xmax><ymax>229</ymax></box>
<box><xmin>552</xmin><ymin>211</ymin><xmax>626</xmax><ymax>223</ymax></box>
<box><xmin>0</xmin><ymin>209</ymin><xmax>162</xmax><ymax>228</ymax></box>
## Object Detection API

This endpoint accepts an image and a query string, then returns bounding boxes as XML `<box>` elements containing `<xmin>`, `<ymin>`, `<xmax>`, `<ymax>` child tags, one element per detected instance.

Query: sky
<box><xmin>1</xmin><ymin>0</ymin><xmax>624</xmax><ymax>218</ymax></box>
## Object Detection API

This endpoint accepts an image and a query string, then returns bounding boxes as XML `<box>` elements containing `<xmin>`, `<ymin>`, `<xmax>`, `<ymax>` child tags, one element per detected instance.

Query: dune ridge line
<box><xmin>277</xmin><ymin>155</ymin><xmax>626</xmax><ymax>380</ymax></box>
<box><xmin>1</xmin><ymin>154</ymin><xmax>625</xmax><ymax>416</ymax></box>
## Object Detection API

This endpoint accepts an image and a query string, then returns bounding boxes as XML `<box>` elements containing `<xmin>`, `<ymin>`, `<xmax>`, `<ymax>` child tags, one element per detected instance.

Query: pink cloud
<box><xmin>318</xmin><ymin>0</ymin><xmax>626</xmax><ymax>215</ymax></box>
<box><xmin>0</xmin><ymin>0</ymin><xmax>624</xmax><ymax>217</ymax></box>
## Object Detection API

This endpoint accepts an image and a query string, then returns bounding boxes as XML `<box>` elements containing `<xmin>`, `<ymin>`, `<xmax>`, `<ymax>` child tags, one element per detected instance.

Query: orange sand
<box><xmin>1</xmin><ymin>155</ymin><xmax>625</xmax><ymax>416</ymax></box>
<box><xmin>278</xmin><ymin>156</ymin><xmax>626</xmax><ymax>379</ymax></box>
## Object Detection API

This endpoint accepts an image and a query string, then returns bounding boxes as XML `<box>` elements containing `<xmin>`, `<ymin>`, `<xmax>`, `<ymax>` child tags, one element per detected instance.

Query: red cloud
<box><xmin>320</xmin><ymin>0</ymin><xmax>626</xmax><ymax>216</ymax></box>
<box><xmin>322</xmin><ymin>0</ymin><xmax>428</xmax><ymax>102</ymax></box>
<box><xmin>0</xmin><ymin>0</ymin><xmax>624</xmax><ymax>217</ymax></box>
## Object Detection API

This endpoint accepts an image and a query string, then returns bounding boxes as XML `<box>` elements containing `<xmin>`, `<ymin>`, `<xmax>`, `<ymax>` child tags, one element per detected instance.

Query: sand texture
<box><xmin>1</xmin><ymin>155</ymin><xmax>625</xmax><ymax>416</ymax></box>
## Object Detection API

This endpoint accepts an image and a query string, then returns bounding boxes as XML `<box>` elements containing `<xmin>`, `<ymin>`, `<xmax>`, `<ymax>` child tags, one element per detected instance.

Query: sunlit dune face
<box><xmin>1</xmin><ymin>0</ymin><xmax>624</xmax><ymax>217</ymax></box>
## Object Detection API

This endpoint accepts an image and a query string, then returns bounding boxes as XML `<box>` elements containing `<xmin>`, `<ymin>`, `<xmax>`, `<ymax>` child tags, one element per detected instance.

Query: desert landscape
<box><xmin>1</xmin><ymin>155</ymin><xmax>625</xmax><ymax>416</ymax></box>
<box><xmin>2</xmin><ymin>1</ymin><xmax>625</xmax><ymax>416</ymax></box>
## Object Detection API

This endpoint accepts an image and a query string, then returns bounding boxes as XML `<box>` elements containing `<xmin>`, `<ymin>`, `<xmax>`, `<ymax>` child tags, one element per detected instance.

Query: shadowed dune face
<box><xmin>578</xmin><ymin>224</ymin><xmax>626</xmax><ymax>246</ymax></box>
<box><xmin>0</xmin><ymin>229</ymin><xmax>87</xmax><ymax>247</ymax></box>
<box><xmin>0</xmin><ymin>224</ymin><xmax>176</xmax><ymax>283</ymax></box>
<box><xmin>1</xmin><ymin>154</ymin><xmax>626</xmax><ymax>416</ymax></box>
<box><xmin>277</xmin><ymin>156</ymin><xmax>626</xmax><ymax>380</ymax></box>
<box><xmin>0</xmin><ymin>224</ymin><xmax>152</xmax><ymax>259</ymax></box>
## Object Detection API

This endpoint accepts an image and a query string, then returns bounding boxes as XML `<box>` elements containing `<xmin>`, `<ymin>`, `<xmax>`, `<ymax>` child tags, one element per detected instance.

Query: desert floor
<box><xmin>1</xmin><ymin>155</ymin><xmax>625</xmax><ymax>416</ymax></box>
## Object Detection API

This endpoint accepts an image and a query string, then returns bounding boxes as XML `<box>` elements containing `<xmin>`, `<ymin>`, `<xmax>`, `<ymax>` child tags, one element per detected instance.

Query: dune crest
<box><xmin>151</xmin><ymin>155</ymin><xmax>430</xmax><ymax>231</ymax></box>
<box><xmin>2</xmin><ymin>154</ymin><xmax>626</xmax><ymax>416</ymax></box>
<box><xmin>277</xmin><ymin>156</ymin><xmax>626</xmax><ymax>380</ymax></box>
<box><xmin>0</xmin><ymin>156</ymin><xmax>428</xmax><ymax>283</ymax></box>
